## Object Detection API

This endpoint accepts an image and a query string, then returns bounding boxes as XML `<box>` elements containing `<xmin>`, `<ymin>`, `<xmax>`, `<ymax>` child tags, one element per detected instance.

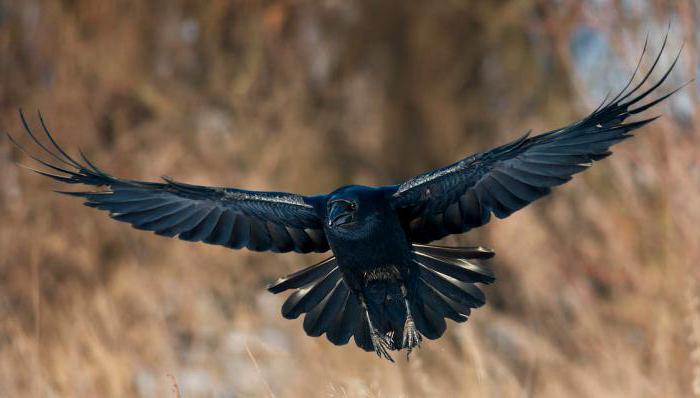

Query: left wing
<box><xmin>9</xmin><ymin>112</ymin><xmax>329</xmax><ymax>253</ymax></box>
<box><xmin>391</xmin><ymin>37</ymin><xmax>684</xmax><ymax>244</ymax></box>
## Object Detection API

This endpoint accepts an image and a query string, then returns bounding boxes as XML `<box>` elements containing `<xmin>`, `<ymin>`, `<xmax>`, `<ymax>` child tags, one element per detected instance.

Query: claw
<box><xmin>402</xmin><ymin>314</ymin><xmax>422</xmax><ymax>360</ymax></box>
<box><xmin>359</xmin><ymin>297</ymin><xmax>395</xmax><ymax>362</ymax></box>
<box><xmin>371</xmin><ymin>330</ymin><xmax>394</xmax><ymax>362</ymax></box>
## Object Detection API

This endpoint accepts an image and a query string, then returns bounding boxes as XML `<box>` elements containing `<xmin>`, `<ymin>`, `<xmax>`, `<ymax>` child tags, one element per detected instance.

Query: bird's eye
<box><xmin>345</xmin><ymin>202</ymin><xmax>356</xmax><ymax>212</ymax></box>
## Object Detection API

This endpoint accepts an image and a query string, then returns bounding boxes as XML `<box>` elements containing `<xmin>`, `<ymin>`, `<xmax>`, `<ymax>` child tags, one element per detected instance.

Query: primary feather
<box><xmin>391</xmin><ymin>35</ymin><xmax>685</xmax><ymax>244</ymax></box>
<box><xmin>9</xmin><ymin>111</ymin><xmax>329</xmax><ymax>253</ymax></box>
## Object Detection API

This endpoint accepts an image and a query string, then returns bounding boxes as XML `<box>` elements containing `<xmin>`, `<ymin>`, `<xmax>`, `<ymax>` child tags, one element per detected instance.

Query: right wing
<box><xmin>9</xmin><ymin>112</ymin><xmax>330</xmax><ymax>253</ymax></box>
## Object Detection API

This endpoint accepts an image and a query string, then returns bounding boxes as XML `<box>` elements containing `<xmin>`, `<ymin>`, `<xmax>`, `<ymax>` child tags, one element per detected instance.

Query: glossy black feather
<box><xmin>267</xmin><ymin>257</ymin><xmax>337</xmax><ymax>294</ymax></box>
<box><xmin>281</xmin><ymin>267</ymin><xmax>341</xmax><ymax>319</ymax></box>
<box><xmin>418</xmin><ymin>280</ymin><xmax>467</xmax><ymax>323</ymax></box>
<box><xmin>418</xmin><ymin>264</ymin><xmax>486</xmax><ymax>308</ymax></box>
<box><xmin>10</xmin><ymin>111</ymin><xmax>329</xmax><ymax>254</ymax></box>
<box><xmin>414</xmin><ymin>251</ymin><xmax>495</xmax><ymax>284</ymax></box>
<box><xmin>179</xmin><ymin>207</ymin><xmax>222</xmax><ymax>242</ymax></box>
<box><xmin>327</xmin><ymin>293</ymin><xmax>362</xmax><ymax>346</ymax></box>
<box><xmin>392</xmin><ymin>39</ymin><xmax>683</xmax><ymax>243</ymax></box>
<box><xmin>410</xmin><ymin>300</ymin><xmax>443</xmax><ymax>340</ymax></box>
<box><xmin>353</xmin><ymin>312</ymin><xmax>373</xmax><ymax>351</ymax></box>
<box><xmin>303</xmin><ymin>280</ymin><xmax>348</xmax><ymax>337</ymax></box>
<box><xmin>203</xmin><ymin>209</ymin><xmax>235</xmax><ymax>246</ymax></box>
<box><xmin>415</xmin><ymin>243</ymin><xmax>494</xmax><ymax>259</ymax></box>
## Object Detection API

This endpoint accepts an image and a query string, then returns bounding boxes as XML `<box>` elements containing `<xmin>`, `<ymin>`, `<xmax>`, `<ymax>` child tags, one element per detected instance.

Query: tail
<box><xmin>267</xmin><ymin>244</ymin><xmax>496</xmax><ymax>355</ymax></box>
<box><xmin>267</xmin><ymin>257</ymin><xmax>368</xmax><ymax>349</ymax></box>
<box><xmin>409</xmin><ymin>244</ymin><xmax>495</xmax><ymax>340</ymax></box>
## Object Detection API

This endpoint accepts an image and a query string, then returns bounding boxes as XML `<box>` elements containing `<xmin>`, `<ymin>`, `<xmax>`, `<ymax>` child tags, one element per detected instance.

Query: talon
<box><xmin>402</xmin><ymin>314</ymin><xmax>422</xmax><ymax>360</ymax></box>
<box><xmin>360</xmin><ymin>296</ymin><xmax>395</xmax><ymax>362</ymax></box>
<box><xmin>371</xmin><ymin>330</ymin><xmax>394</xmax><ymax>362</ymax></box>
<box><xmin>401</xmin><ymin>290</ymin><xmax>423</xmax><ymax>359</ymax></box>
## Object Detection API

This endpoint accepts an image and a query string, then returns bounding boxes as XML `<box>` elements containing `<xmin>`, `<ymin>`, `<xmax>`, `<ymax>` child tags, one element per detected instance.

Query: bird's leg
<box><xmin>401</xmin><ymin>285</ymin><xmax>422</xmax><ymax>359</ymax></box>
<box><xmin>359</xmin><ymin>297</ymin><xmax>394</xmax><ymax>362</ymax></box>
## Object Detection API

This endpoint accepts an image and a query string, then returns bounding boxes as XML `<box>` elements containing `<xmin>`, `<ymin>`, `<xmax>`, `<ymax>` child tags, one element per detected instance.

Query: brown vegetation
<box><xmin>0</xmin><ymin>1</ymin><xmax>698</xmax><ymax>397</ymax></box>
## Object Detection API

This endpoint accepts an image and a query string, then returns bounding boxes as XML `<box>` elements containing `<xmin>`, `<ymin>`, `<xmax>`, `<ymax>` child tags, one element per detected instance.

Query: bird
<box><xmin>8</xmin><ymin>36</ymin><xmax>684</xmax><ymax>362</ymax></box>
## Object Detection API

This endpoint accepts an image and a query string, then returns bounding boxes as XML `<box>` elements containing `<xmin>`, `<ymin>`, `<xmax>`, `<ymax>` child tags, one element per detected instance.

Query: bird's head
<box><xmin>325</xmin><ymin>185</ymin><xmax>388</xmax><ymax>232</ymax></box>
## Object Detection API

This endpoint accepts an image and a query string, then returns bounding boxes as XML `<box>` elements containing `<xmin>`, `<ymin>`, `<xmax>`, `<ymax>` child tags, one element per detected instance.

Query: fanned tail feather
<box><xmin>268</xmin><ymin>256</ymin><xmax>371</xmax><ymax>351</ymax></box>
<box><xmin>268</xmin><ymin>244</ymin><xmax>496</xmax><ymax>354</ymax></box>
<box><xmin>411</xmin><ymin>244</ymin><xmax>495</xmax><ymax>339</ymax></box>
<box><xmin>267</xmin><ymin>257</ymin><xmax>337</xmax><ymax>294</ymax></box>
<box><xmin>412</xmin><ymin>243</ymin><xmax>495</xmax><ymax>260</ymax></box>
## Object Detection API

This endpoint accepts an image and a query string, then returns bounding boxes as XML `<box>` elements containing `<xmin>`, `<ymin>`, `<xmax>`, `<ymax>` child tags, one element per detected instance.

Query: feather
<box><xmin>246</xmin><ymin>218</ymin><xmax>272</xmax><ymax>251</ymax></box>
<box><xmin>303</xmin><ymin>280</ymin><xmax>349</xmax><ymax>337</ymax></box>
<box><xmin>412</xmin><ymin>243</ymin><xmax>495</xmax><ymax>260</ymax></box>
<box><xmin>419</xmin><ymin>264</ymin><xmax>486</xmax><ymax>308</ymax></box>
<box><xmin>266</xmin><ymin>221</ymin><xmax>295</xmax><ymax>252</ymax></box>
<box><xmin>414</xmin><ymin>252</ymin><xmax>495</xmax><ymax>284</ymax></box>
<box><xmin>267</xmin><ymin>257</ymin><xmax>337</xmax><ymax>294</ymax></box>
<box><xmin>281</xmin><ymin>267</ymin><xmax>341</xmax><ymax>319</ymax></box>
<box><xmin>10</xmin><ymin>111</ymin><xmax>330</xmax><ymax>254</ymax></box>
<box><xmin>418</xmin><ymin>279</ymin><xmax>467</xmax><ymax>322</ymax></box>
<box><xmin>391</xmin><ymin>36</ymin><xmax>682</xmax><ymax>243</ymax></box>
<box><xmin>179</xmin><ymin>207</ymin><xmax>223</xmax><ymax>242</ymax></box>
<box><xmin>410</xmin><ymin>300</ymin><xmax>443</xmax><ymax>340</ymax></box>
<box><xmin>327</xmin><ymin>293</ymin><xmax>362</xmax><ymax>346</ymax></box>
<box><xmin>203</xmin><ymin>210</ymin><xmax>235</xmax><ymax>246</ymax></box>
<box><xmin>353</xmin><ymin>312</ymin><xmax>373</xmax><ymax>352</ymax></box>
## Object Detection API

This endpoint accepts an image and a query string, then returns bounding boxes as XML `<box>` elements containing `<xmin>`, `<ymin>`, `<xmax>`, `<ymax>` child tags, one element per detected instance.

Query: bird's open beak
<box><xmin>328</xmin><ymin>202</ymin><xmax>353</xmax><ymax>227</ymax></box>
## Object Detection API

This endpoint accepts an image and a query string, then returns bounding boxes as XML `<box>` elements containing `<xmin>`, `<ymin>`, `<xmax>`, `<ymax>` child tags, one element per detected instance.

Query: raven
<box><xmin>9</xmin><ymin>38</ymin><xmax>684</xmax><ymax>362</ymax></box>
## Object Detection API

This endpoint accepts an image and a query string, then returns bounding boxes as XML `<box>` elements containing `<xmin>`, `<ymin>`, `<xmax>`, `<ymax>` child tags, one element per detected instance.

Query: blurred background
<box><xmin>1</xmin><ymin>1</ymin><xmax>699</xmax><ymax>397</ymax></box>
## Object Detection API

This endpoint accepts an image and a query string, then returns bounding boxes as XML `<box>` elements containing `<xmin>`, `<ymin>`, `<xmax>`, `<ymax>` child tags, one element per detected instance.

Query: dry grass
<box><xmin>0</xmin><ymin>1</ymin><xmax>699</xmax><ymax>397</ymax></box>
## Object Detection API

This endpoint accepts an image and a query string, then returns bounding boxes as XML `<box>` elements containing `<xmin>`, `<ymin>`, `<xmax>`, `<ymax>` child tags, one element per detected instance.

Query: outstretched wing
<box><xmin>391</xmin><ymin>37</ymin><xmax>685</xmax><ymax>244</ymax></box>
<box><xmin>9</xmin><ymin>113</ymin><xmax>329</xmax><ymax>253</ymax></box>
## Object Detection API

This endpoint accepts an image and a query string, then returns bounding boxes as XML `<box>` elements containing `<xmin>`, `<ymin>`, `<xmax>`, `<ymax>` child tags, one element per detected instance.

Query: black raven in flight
<box><xmin>9</xmin><ymin>38</ymin><xmax>683</xmax><ymax>362</ymax></box>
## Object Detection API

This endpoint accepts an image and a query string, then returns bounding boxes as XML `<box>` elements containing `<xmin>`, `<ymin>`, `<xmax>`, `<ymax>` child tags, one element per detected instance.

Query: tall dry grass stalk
<box><xmin>0</xmin><ymin>1</ymin><xmax>698</xmax><ymax>397</ymax></box>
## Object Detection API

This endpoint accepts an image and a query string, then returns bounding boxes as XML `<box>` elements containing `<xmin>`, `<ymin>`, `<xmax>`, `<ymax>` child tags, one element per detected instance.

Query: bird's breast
<box><xmin>325</xmin><ymin>204</ymin><xmax>414</xmax><ymax>273</ymax></box>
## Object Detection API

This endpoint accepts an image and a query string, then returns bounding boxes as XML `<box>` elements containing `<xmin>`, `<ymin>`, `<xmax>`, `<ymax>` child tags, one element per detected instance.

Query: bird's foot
<box><xmin>370</xmin><ymin>330</ymin><xmax>394</xmax><ymax>362</ymax></box>
<box><xmin>402</xmin><ymin>314</ymin><xmax>422</xmax><ymax>360</ymax></box>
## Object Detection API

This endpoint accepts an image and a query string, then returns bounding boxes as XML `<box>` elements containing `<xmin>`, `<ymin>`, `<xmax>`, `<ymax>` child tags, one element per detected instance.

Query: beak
<box><xmin>328</xmin><ymin>202</ymin><xmax>353</xmax><ymax>227</ymax></box>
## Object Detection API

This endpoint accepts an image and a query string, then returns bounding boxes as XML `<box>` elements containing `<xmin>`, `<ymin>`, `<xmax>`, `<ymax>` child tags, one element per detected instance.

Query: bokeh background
<box><xmin>1</xmin><ymin>1</ymin><xmax>699</xmax><ymax>397</ymax></box>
